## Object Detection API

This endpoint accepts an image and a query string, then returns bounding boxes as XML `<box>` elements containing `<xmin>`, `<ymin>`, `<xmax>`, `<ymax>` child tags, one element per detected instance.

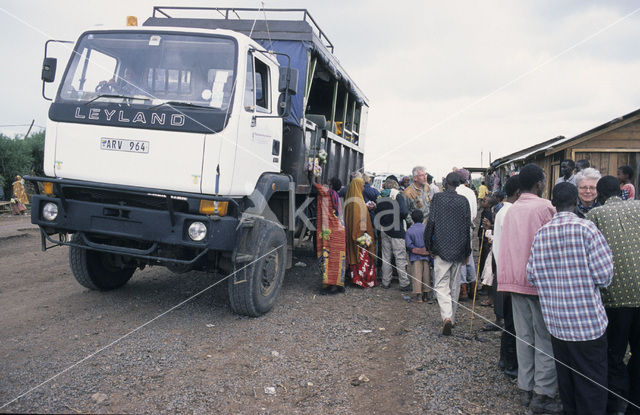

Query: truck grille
<box><xmin>62</xmin><ymin>187</ymin><xmax>190</xmax><ymax>213</ymax></box>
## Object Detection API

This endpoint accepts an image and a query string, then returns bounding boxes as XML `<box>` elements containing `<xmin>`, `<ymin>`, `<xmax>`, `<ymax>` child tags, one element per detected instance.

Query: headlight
<box><xmin>188</xmin><ymin>221</ymin><xmax>207</xmax><ymax>241</ymax></box>
<box><xmin>42</xmin><ymin>202</ymin><xmax>58</xmax><ymax>221</ymax></box>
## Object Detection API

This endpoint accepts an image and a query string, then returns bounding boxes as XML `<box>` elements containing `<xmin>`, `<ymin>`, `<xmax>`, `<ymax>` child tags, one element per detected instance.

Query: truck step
<box><xmin>235</xmin><ymin>253</ymin><xmax>255</xmax><ymax>263</ymax></box>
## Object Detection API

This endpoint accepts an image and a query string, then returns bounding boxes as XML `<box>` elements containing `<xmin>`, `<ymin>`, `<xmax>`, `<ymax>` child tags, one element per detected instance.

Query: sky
<box><xmin>1</xmin><ymin>0</ymin><xmax>640</xmax><ymax>180</ymax></box>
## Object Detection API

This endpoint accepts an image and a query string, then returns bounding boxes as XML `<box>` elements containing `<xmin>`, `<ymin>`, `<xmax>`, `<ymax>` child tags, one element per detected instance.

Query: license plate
<box><xmin>100</xmin><ymin>138</ymin><xmax>149</xmax><ymax>153</ymax></box>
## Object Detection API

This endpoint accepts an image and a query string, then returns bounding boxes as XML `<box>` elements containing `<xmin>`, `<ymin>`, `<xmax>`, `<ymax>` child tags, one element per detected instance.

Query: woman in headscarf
<box><xmin>344</xmin><ymin>177</ymin><xmax>377</xmax><ymax>288</ymax></box>
<box><xmin>315</xmin><ymin>178</ymin><xmax>346</xmax><ymax>294</ymax></box>
<box><xmin>11</xmin><ymin>175</ymin><xmax>28</xmax><ymax>215</ymax></box>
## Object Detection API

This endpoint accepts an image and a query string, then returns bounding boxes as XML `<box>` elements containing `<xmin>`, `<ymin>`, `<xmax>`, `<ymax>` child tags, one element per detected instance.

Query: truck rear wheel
<box><xmin>228</xmin><ymin>220</ymin><xmax>287</xmax><ymax>317</ymax></box>
<box><xmin>69</xmin><ymin>234</ymin><xmax>136</xmax><ymax>290</ymax></box>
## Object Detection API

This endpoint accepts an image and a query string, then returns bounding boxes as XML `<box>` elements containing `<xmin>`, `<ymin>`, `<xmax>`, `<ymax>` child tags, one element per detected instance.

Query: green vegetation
<box><xmin>0</xmin><ymin>131</ymin><xmax>45</xmax><ymax>200</ymax></box>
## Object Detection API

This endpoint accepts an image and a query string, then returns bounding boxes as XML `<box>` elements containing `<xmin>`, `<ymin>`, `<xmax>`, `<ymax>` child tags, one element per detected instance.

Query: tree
<box><xmin>0</xmin><ymin>131</ymin><xmax>45</xmax><ymax>199</ymax></box>
<box><xmin>25</xmin><ymin>131</ymin><xmax>45</xmax><ymax>176</ymax></box>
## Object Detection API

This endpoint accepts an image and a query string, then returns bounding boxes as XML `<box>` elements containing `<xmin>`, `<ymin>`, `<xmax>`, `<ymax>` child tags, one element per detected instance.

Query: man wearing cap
<box><xmin>400</xmin><ymin>176</ymin><xmax>411</xmax><ymax>191</ymax></box>
<box><xmin>424</xmin><ymin>172</ymin><xmax>471</xmax><ymax>335</ymax></box>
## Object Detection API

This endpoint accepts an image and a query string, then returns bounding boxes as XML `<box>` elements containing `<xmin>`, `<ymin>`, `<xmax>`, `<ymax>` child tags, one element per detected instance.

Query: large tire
<box><xmin>228</xmin><ymin>220</ymin><xmax>287</xmax><ymax>317</ymax></box>
<box><xmin>69</xmin><ymin>234</ymin><xmax>136</xmax><ymax>291</ymax></box>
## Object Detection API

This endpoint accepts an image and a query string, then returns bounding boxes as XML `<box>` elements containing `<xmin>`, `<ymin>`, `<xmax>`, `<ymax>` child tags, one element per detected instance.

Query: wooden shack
<box><xmin>491</xmin><ymin>108</ymin><xmax>640</xmax><ymax>199</ymax></box>
<box><xmin>490</xmin><ymin>136</ymin><xmax>565</xmax><ymax>199</ymax></box>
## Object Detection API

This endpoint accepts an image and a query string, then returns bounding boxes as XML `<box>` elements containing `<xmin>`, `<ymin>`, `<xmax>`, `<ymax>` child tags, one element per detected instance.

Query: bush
<box><xmin>0</xmin><ymin>130</ymin><xmax>45</xmax><ymax>199</ymax></box>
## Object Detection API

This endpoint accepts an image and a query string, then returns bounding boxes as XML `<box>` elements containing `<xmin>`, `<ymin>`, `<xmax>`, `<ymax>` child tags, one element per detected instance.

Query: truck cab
<box><xmin>47</xmin><ymin>27</ymin><xmax>284</xmax><ymax>196</ymax></box>
<box><xmin>30</xmin><ymin>7</ymin><xmax>368</xmax><ymax>317</ymax></box>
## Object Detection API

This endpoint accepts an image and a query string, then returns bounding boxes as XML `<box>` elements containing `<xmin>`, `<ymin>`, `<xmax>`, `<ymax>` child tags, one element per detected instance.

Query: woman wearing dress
<box><xmin>343</xmin><ymin>178</ymin><xmax>377</xmax><ymax>288</ymax></box>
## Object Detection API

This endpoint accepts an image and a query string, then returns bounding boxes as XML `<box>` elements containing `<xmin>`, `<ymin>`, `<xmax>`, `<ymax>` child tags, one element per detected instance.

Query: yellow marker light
<box><xmin>43</xmin><ymin>182</ymin><xmax>54</xmax><ymax>196</ymax></box>
<box><xmin>126</xmin><ymin>16</ymin><xmax>138</xmax><ymax>26</ymax></box>
<box><xmin>199</xmin><ymin>200</ymin><xmax>228</xmax><ymax>216</ymax></box>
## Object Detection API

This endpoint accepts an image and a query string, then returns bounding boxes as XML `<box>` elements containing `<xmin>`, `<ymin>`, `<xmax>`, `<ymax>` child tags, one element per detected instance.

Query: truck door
<box><xmin>232</xmin><ymin>52</ymin><xmax>281</xmax><ymax>194</ymax></box>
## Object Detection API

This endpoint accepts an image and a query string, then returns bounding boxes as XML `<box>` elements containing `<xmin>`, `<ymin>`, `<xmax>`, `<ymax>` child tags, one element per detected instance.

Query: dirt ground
<box><xmin>0</xmin><ymin>214</ymin><xmax>525</xmax><ymax>414</ymax></box>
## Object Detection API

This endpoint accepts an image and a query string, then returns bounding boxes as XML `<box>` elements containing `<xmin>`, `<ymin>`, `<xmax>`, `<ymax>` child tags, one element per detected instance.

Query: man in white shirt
<box><xmin>427</xmin><ymin>173</ymin><xmax>440</xmax><ymax>200</ymax></box>
<box><xmin>455</xmin><ymin>168</ymin><xmax>478</xmax><ymax>299</ymax></box>
<box><xmin>492</xmin><ymin>174</ymin><xmax>521</xmax><ymax>378</ymax></box>
<box><xmin>554</xmin><ymin>159</ymin><xmax>577</xmax><ymax>186</ymax></box>
<box><xmin>455</xmin><ymin>169</ymin><xmax>478</xmax><ymax>221</ymax></box>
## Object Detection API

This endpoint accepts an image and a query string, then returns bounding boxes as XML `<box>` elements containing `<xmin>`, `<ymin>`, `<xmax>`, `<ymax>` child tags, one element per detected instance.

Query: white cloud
<box><xmin>345</xmin><ymin>1</ymin><xmax>640</xmax><ymax>179</ymax></box>
<box><xmin>1</xmin><ymin>1</ymin><xmax>639</xmax><ymax>182</ymax></box>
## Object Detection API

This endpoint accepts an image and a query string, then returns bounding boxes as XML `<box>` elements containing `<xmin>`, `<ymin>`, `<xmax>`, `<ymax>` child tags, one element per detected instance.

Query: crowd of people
<box><xmin>312</xmin><ymin>160</ymin><xmax>638</xmax><ymax>415</ymax></box>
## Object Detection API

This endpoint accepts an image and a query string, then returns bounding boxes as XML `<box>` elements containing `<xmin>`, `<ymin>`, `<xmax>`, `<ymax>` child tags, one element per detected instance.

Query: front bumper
<box><xmin>27</xmin><ymin>176</ymin><xmax>240</xmax><ymax>264</ymax></box>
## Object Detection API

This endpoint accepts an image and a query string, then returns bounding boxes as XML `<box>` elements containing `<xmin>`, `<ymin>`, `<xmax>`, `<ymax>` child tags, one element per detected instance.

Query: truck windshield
<box><xmin>58</xmin><ymin>32</ymin><xmax>237</xmax><ymax>111</ymax></box>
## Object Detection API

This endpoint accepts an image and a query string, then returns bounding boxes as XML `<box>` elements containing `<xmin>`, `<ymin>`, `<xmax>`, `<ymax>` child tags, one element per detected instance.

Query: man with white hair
<box><xmin>403</xmin><ymin>166</ymin><xmax>431</xmax><ymax>226</ymax></box>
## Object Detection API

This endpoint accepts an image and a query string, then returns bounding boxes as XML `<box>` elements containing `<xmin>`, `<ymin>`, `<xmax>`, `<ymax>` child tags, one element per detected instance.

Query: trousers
<box><xmin>551</xmin><ymin>334</ymin><xmax>607</xmax><ymax>415</ymax></box>
<box><xmin>511</xmin><ymin>293</ymin><xmax>557</xmax><ymax>397</ymax></box>
<box><xmin>380</xmin><ymin>232</ymin><xmax>409</xmax><ymax>287</ymax></box>
<box><xmin>433</xmin><ymin>256</ymin><xmax>462</xmax><ymax>323</ymax></box>
<box><xmin>606</xmin><ymin>307</ymin><xmax>640</xmax><ymax>414</ymax></box>
<box><xmin>410</xmin><ymin>260</ymin><xmax>431</xmax><ymax>294</ymax></box>
<box><xmin>500</xmin><ymin>293</ymin><xmax>518</xmax><ymax>370</ymax></box>
<box><xmin>459</xmin><ymin>228</ymin><xmax>476</xmax><ymax>283</ymax></box>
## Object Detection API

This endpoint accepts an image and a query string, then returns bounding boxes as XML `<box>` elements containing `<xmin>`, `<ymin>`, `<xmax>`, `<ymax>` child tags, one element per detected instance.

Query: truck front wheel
<box><xmin>69</xmin><ymin>234</ymin><xmax>136</xmax><ymax>290</ymax></box>
<box><xmin>228</xmin><ymin>220</ymin><xmax>287</xmax><ymax>317</ymax></box>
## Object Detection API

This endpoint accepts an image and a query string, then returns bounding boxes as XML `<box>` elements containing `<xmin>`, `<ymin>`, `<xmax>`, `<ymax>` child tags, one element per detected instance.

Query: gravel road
<box><xmin>0</xmin><ymin>214</ymin><xmax>526</xmax><ymax>414</ymax></box>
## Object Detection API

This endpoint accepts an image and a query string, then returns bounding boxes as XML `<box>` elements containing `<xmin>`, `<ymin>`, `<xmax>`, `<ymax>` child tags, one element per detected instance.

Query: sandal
<box><xmin>416</xmin><ymin>294</ymin><xmax>423</xmax><ymax>303</ymax></box>
<box><xmin>480</xmin><ymin>299</ymin><xmax>493</xmax><ymax>307</ymax></box>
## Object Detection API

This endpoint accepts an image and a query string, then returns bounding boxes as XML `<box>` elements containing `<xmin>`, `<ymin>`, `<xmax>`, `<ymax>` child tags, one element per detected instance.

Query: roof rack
<box><xmin>151</xmin><ymin>6</ymin><xmax>334</xmax><ymax>52</ymax></box>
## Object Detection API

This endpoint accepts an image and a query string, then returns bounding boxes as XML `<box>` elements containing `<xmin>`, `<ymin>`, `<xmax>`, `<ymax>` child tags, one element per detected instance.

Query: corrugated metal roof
<box><xmin>492</xmin><ymin>135</ymin><xmax>564</xmax><ymax>168</ymax></box>
<box><xmin>546</xmin><ymin>107</ymin><xmax>640</xmax><ymax>155</ymax></box>
<box><xmin>492</xmin><ymin>106</ymin><xmax>640</xmax><ymax>168</ymax></box>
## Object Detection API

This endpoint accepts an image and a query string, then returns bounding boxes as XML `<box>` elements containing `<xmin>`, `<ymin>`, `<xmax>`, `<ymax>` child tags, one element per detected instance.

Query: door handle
<box><xmin>251</xmin><ymin>115</ymin><xmax>256</xmax><ymax>127</ymax></box>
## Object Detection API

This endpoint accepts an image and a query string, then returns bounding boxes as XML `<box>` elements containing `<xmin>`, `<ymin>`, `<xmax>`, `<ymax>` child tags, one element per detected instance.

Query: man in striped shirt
<box><xmin>527</xmin><ymin>182</ymin><xmax>613</xmax><ymax>415</ymax></box>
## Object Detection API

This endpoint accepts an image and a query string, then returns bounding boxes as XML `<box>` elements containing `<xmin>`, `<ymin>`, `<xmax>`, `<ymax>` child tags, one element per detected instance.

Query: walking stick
<box><xmin>470</xmin><ymin>227</ymin><xmax>486</xmax><ymax>334</ymax></box>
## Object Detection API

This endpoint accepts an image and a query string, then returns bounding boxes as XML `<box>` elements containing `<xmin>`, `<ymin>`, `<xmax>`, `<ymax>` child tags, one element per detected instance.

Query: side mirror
<box><xmin>42</xmin><ymin>39</ymin><xmax>73</xmax><ymax>101</ymax></box>
<box><xmin>278</xmin><ymin>67</ymin><xmax>298</xmax><ymax>96</ymax></box>
<box><xmin>42</xmin><ymin>57</ymin><xmax>57</xmax><ymax>83</ymax></box>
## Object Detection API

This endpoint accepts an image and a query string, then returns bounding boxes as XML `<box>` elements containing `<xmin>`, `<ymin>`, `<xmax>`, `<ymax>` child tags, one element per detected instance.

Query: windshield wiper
<box><xmin>150</xmin><ymin>100</ymin><xmax>213</xmax><ymax>111</ymax></box>
<box><xmin>84</xmin><ymin>94</ymin><xmax>153</xmax><ymax>105</ymax></box>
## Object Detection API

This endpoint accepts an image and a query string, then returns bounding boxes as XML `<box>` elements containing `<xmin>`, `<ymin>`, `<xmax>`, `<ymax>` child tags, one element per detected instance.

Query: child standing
<box><xmin>618</xmin><ymin>165</ymin><xmax>635</xmax><ymax>200</ymax></box>
<box><xmin>405</xmin><ymin>210</ymin><xmax>434</xmax><ymax>303</ymax></box>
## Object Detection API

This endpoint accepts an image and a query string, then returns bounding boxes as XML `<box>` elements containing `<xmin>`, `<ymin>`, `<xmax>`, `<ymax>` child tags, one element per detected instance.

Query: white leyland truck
<box><xmin>29</xmin><ymin>7</ymin><xmax>369</xmax><ymax>316</ymax></box>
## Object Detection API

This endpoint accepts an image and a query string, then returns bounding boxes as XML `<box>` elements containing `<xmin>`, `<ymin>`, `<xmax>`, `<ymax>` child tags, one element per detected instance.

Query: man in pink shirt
<box><xmin>497</xmin><ymin>164</ymin><xmax>561</xmax><ymax>414</ymax></box>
